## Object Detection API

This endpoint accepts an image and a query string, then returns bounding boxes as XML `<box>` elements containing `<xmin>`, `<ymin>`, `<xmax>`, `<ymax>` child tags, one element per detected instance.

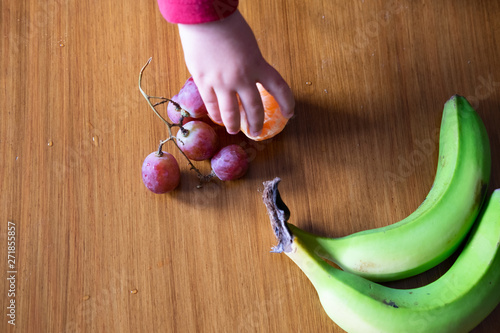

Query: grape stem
<box><xmin>139</xmin><ymin>57</ymin><xmax>214</xmax><ymax>186</ymax></box>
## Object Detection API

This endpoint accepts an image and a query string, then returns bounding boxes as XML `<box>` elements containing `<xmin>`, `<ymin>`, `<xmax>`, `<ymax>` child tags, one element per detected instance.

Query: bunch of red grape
<box><xmin>141</xmin><ymin>76</ymin><xmax>249</xmax><ymax>194</ymax></box>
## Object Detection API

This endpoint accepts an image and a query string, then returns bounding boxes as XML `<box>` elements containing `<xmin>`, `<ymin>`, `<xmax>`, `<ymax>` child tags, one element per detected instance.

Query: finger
<box><xmin>259</xmin><ymin>66</ymin><xmax>295</xmax><ymax>119</ymax></box>
<box><xmin>216</xmin><ymin>91</ymin><xmax>241</xmax><ymax>135</ymax></box>
<box><xmin>238</xmin><ymin>86</ymin><xmax>265</xmax><ymax>137</ymax></box>
<box><xmin>198</xmin><ymin>86</ymin><xmax>223</xmax><ymax>124</ymax></box>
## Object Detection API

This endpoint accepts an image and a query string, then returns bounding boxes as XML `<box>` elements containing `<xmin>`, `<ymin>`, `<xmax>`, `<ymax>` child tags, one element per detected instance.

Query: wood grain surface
<box><xmin>2</xmin><ymin>0</ymin><xmax>500</xmax><ymax>332</ymax></box>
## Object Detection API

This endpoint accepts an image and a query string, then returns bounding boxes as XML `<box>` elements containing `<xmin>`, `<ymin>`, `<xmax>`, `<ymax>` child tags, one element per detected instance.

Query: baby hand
<box><xmin>177</xmin><ymin>10</ymin><xmax>295</xmax><ymax>136</ymax></box>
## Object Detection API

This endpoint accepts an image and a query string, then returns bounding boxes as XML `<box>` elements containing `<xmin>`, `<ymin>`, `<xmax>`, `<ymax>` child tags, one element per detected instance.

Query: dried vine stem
<box><xmin>138</xmin><ymin>57</ymin><xmax>214</xmax><ymax>185</ymax></box>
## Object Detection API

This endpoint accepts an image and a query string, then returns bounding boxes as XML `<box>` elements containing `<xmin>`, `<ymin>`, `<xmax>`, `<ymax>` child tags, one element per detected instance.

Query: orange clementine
<box><xmin>209</xmin><ymin>83</ymin><xmax>289</xmax><ymax>141</ymax></box>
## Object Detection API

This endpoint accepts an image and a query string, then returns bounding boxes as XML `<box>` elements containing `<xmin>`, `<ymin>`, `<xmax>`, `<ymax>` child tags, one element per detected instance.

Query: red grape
<box><xmin>176</xmin><ymin>121</ymin><xmax>218</xmax><ymax>161</ymax></box>
<box><xmin>142</xmin><ymin>151</ymin><xmax>180</xmax><ymax>193</ymax></box>
<box><xmin>167</xmin><ymin>77</ymin><xmax>208</xmax><ymax>124</ymax></box>
<box><xmin>211</xmin><ymin>144</ymin><xmax>249</xmax><ymax>181</ymax></box>
<box><xmin>167</xmin><ymin>93</ymin><xmax>196</xmax><ymax>125</ymax></box>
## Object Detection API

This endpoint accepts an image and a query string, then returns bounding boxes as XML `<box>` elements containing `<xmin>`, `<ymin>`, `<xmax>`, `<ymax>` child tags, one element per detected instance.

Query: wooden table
<box><xmin>2</xmin><ymin>0</ymin><xmax>500</xmax><ymax>332</ymax></box>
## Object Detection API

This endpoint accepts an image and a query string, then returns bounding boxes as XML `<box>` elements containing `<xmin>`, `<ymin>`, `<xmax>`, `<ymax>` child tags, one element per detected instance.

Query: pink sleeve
<box><xmin>157</xmin><ymin>0</ymin><xmax>239</xmax><ymax>24</ymax></box>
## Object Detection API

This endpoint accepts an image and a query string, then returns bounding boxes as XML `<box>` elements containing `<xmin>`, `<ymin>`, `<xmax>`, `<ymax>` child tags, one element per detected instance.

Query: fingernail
<box><xmin>251</xmin><ymin>129</ymin><xmax>262</xmax><ymax>137</ymax></box>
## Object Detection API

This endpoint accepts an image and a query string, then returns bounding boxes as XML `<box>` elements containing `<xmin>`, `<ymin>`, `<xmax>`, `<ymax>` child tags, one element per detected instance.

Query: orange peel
<box><xmin>209</xmin><ymin>83</ymin><xmax>289</xmax><ymax>141</ymax></box>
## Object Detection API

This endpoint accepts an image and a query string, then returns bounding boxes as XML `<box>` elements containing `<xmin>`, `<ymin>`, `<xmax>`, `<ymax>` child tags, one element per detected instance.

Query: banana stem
<box><xmin>263</xmin><ymin>178</ymin><xmax>293</xmax><ymax>253</ymax></box>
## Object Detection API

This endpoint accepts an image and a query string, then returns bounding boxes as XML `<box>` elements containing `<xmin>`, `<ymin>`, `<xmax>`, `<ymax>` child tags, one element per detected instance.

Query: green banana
<box><xmin>263</xmin><ymin>180</ymin><xmax>500</xmax><ymax>333</ymax></box>
<box><xmin>287</xmin><ymin>95</ymin><xmax>491</xmax><ymax>281</ymax></box>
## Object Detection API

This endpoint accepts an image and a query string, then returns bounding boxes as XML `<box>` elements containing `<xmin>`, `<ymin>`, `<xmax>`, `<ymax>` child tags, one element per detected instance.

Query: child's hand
<box><xmin>178</xmin><ymin>10</ymin><xmax>295</xmax><ymax>136</ymax></box>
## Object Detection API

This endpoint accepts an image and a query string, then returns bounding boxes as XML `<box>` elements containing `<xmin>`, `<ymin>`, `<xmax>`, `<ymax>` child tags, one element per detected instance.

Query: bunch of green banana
<box><xmin>264</xmin><ymin>179</ymin><xmax>500</xmax><ymax>333</ymax></box>
<box><xmin>282</xmin><ymin>95</ymin><xmax>491</xmax><ymax>282</ymax></box>
<box><xmin>262</xmin><ymin>95</ymin><xmax>498</xmax><ymax>332</ymax></box>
